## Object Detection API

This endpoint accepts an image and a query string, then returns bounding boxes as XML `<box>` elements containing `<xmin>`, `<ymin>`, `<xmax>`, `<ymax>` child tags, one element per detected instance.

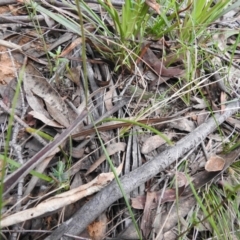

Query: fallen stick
<box><xmin>1</xmin><ymin>164</ymin><xmax>123</xmax><ymax>228</ymax></box>
<box><xmin>46</xmin><ymin>100</ymin><xmax>240</xmax><ymax>240</ymax></box>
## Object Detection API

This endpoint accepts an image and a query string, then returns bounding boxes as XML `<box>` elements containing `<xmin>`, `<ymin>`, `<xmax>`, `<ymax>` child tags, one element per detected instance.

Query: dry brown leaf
<box><xmin>45</xmin><ymin>101</ymin><xmax>70</xmax><ymax>127</ymax></box>
<box><xmin>87</xmin><ymin>213</ymin><xmax>108</xmax><ymax>240</ymax></box>
<box><xmin>132</xmin><ymin>185</ymin><xmax>186</xmax><ymax>210</ymax></box>
<box><xmin>65</xmin><ymin>67</ymin><xmax>81</xmax><ymax>86</ymax></box>
<box><xmin>131</xmin><ymin>195</ymin><xmax>146</xmax><ymax>209</ymax></box>
<box><xmin>104</xmin><ymin>87</ymin><xmax>114</xmax><ymax>111</ymax></box>
<box><xmin>169</xmin><ymin>118</ymin><xmax>195</xmax><ymax>132</ymax></box>
<box><xmin>85</xmin><ymin>142</ymin><xmax>126</xmax><ymax>175</ymax></box>
<box><xmin>28</xmin><ymin>111</ymin><xmax>64</xmax><ymax>128</ymax></box>
<box><xmin>159</xmin><ymin>187</ymin><xmax>185</xmax><ymax>203</ymax></box>
<box><xmin>141</xmin><ymin>191</ymin><xmax>157</xmax><ymax>238</ymax></box>
<box><xmin>23</xmin><ymin>63</ymin><xmax>71</xmax><ymax>127</ymax></box>
<box><xmin>0</xmin><ymin>6</ymin><xmax>10</xmax><ymax>15</ymax></box>
<box><xmin>72</xmin><ymin>116</ymin><xmax>175</xmax><ymax>139</ymax></box>
<box><xmin>59</xmin><ymin>37</ymin><xmax>82</xmax><ymax>57</ymax></box>
<box><xmin>142</xmin><ymin>48</ymin><xmax>184</xmax><ymax>77</ymax></box>
<box><xmin>145</xmin><ymin>0</ymin><xmax>160</xmax><ymax>14</ymax></box>
<box><xmin>163</xmin><ymin>230</ymin><xmax>178</xmax><ymax>240</ymax></box>
<box><xmin>24</xmin><ymin>82</ymin><xmax>50</xmax><ymax>119</ymax></box>
<box><xmin>205</xmin><ymin>155</ymin><xmax>225</xmax><ymax>172</ymax></box>
<box><xmin>182</xmin><ymin>149</ymin><xmax>240</xmax><ymax>198</ymax></box>
<box><xmin>175</xmin><ymin>172</ymin><xmax>187</xmax><ymax>188</ymax></box>
<box><xmin>2</xmin><ymin>79</ymin><xmax>23</xmax><ymax>112</ymax></box>
<box><xmin>141</xmin><ymin>132</ymin><xmax>175</xmax><ymax>154</ymax></box>
<box><xmin>197</xmin><ymin>110</ymin><xmax>209</xmax><ymax>126</ymax></box>
<box><xmin>1</xmin><ymin>163</ymin><xmax>123</xmax><ymax>227</ymax></box>
<box><xmin>192</xmin><ymin>96</ymin><xmax>207</xmax><ymax>109</ymax></box>
<box><xmin>226</xmin><ymin>117</ymin><xmax>240</xmax><ymax>130</ymax></box>
<box><xmin>0</xmin><ymin>46</ymin><xmax>21</xmax><ymax>85</ymax></box>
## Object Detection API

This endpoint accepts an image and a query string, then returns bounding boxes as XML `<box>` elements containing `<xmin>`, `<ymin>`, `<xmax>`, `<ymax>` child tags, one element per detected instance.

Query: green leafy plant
<box><xmin>98</xmin><ymin>0</ymin><xmax>149</xmax><ymax>41</ymax></box>
<box><xmin>150</xmin><ymin>0</ymin><xmax>233</xmax><ymax>42</ymax></box>
<box><xmin>48</xmin><ymin>46</ymin><xmax>68</xmax><ymax>72</ymax></box>
<box><xmin>93</xmin><ymin>0</ymin><xmax>150</xmax><ymax>68</ymax></box>
<box><xmin>180</xmin><ymin>0</ymin><xmax>231</xmax><ymax>43</ymax></box>
<box><xmin>148</xmin><ymin>0</ymin><xmax>239</xmax><ymax>104</ymax></box>
<box><xmin>223</xmin><ymin>134</ymin><xmax>240</xmax><ymax>153</ymax></box>
<box><xmin>0</xmin><ymin>154</ymin><xmax>52</xmax><ymax>182</ymax></box>
<box><xmin>50</xmin><ymin>161</ymin><xmax>69</xmax><ymax>188</ymax></box>
<box><xmin>23</xmin><ymin>0</ymin><xmax>149</xmax><ymax>71</ymax></box>
<box><xmin>177</xmin><ymin>173</ymin><xmax>240</xmax><ymax>239</ymax></box>
<box><xmin>102</xmin><ymin>117</ymin><xmax>173</xmax><ymax>145</ymax></box>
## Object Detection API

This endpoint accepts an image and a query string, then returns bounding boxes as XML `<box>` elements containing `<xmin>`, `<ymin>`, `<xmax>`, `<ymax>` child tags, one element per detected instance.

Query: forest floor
<box><xmin>1</xmin><ymin>1</ymin><xmax>240</xmax><ymax>240</ymax></box>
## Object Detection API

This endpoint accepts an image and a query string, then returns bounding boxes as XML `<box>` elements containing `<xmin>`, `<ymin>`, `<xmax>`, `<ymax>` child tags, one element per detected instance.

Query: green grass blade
<box><xmin>0</xmin><ymin>155</ymin><xmax>52</xmax><ymax>182</ymax></box>
<box><xmin>32</xmin><ymin>3</ymin><xmax>81</xmax><ymax>34</ymax></box>
<box><xmin>102</xmin><ymin>118</ymin><xmax>173</xmax><ymax>146</ymax></box>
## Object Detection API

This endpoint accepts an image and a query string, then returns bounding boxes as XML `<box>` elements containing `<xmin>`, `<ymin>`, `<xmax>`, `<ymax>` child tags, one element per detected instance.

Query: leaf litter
<box><xmin>0</xmin><ymin>1</ymin><xmax>240</xmax><ymax>240</ymax></box>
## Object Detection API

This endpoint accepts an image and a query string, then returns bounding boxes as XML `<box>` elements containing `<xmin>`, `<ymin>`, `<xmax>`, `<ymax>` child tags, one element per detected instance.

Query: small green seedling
<box><xmin>50</xmin><ymin>161</ymin><xmax>69</xmax><ymax>189</ymax></box>
<box><xmin>48</xmin><ymin>46</ymin><xmax>68</xmax><ymax>72</ymax></box>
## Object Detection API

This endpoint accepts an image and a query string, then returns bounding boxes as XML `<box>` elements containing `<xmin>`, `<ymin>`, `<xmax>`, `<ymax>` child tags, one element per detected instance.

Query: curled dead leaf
<box><xmin>95</xmin><ymin>79</ymin><xmax>110</xmax><ymax>87</ymax></box>
<box><xmin>205</xmin><ymin>155</ymin><xmax>225</xmax><ymax>172</ymax></box>
<box><xmin>29</xmin><ymin>111</ymin><xmax>64</xmax><ymax>128</ymax></box>
<box><xmin>169</xmin><ymin>118</ymin><xmax>195</xmax><ymax>132</ymax></box>
<box><xmin>145</xmin><ymin>0</ymin><xmax>160</xmax><ymax>14</ymax></box>
<box><xmin>141</xmin><ymin>133</ymin><xmax>175</xmax><ymax>154</ymax></box>
<box><xmin>86</xmin><ymin>142</ymin><xmax>126</xmax><ymax>175</ymax></box>
<box><xmin>175</xmin><ymin>172</ymin><xmax>187</xmax><ymax>188</ymax></box>
<box><xmin>87</xmin><ymin>214</ymin><xmax>107</xmax><ymax>240</ymax></box>
<box><xmin>142</xmin><ymin>48</ymin><xmax>184</xmax><ymax>77</ymax></box>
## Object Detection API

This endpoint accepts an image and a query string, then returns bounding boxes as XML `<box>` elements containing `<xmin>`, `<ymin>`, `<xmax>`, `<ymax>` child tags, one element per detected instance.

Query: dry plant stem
<box><xmin>0</xmin><ymin>0</ymin><xmax>17</xmax><ymax>5</ymax></box>
<box><xmin>84</xmin><ymin>0</ymin><xmax>124</xmax><ymax>6</ymax></box>
<box><xmin>46</xmin><ymin>100</ymin><xmax>240</xmax><ymax>240</ymax></box>
<box><xmin>1</xmin><ymin>165</ymin><xmax>122</xmax><ymax>228</ymax></box>
<box><xmin>0</xmin><ymin>0</ymin><xmax>124</xmax><ymax>7</ymax></box>
<box><xmin>0</xmin><ymin>15</ymin><xmax>45</xmax><ymax>24</ymax></box>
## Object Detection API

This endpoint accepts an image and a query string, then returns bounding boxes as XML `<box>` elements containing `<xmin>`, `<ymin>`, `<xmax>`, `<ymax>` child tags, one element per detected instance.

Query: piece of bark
<box><xmin>45</xmin><ymin>100</ymin><xmax>239</xmax><ymax>240</ymax></box>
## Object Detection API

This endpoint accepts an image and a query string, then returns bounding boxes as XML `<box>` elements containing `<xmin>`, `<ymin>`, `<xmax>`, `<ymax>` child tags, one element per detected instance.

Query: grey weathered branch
<box><xmin>46</xmin><ymin>100</ymin><xmax>240</xmax><ymax>240</ymax></box>
<box><xmin>0</xmin><ymin>15</ymin><xmax>45</xmax><ymax>24</ymax></box>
